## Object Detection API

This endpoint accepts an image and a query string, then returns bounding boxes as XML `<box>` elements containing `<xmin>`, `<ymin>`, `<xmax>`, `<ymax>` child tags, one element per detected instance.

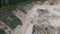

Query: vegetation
<box><xmin>0</xmin><ymin>5</ymin><xmax>16</xmax><ymax>10</ymax></box>
<box><xmin>32</xmin><ymin>25</ymin><xmax>39</xmax><ymax>34</ymax></box>
<box><xmin>0</xmin><ymin>11</ymin><xmax>22</xmax><ymax>29</ymax></box>
<box><xmin>0</xmin><ymin>29</ymin><xmax>6</xmax><ymax>34</ymax></box>
<box><xmin>0</xmin><ymin>0</ymin><xmax>47</xmax><ymax>10</ymax></box>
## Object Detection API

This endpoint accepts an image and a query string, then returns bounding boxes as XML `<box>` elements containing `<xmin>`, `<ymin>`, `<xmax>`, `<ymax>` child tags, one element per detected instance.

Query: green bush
<box><xmin>0</xmin><ymin>12</ymin><xmax>22</xmax><ymax>29</ymax></box>
<box><xmin>0</xmin><ymin>29</ymin><xmax>6</xmax><ymax>34</ymax></box>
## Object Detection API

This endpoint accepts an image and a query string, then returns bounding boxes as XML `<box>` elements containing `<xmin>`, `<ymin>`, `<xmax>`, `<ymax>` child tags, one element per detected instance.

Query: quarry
<box><xmin>0</xmin><ymin>0</ymin><xmax>60</xmax><ymax>34</ymax></box>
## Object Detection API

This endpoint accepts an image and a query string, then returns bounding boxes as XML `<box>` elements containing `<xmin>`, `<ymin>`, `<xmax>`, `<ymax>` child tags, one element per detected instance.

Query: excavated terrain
<box><xmin>0</xmin><ymin>0</ymin><xmax>60</xmax><ymax>34</ymax></box>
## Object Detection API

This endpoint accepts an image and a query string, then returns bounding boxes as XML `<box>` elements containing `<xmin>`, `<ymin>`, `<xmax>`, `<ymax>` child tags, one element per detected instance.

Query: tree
<box><xmin>4</xmin><ymin>0</ymin><xmax>9</xmax><ymax>6</ymax></box>
<box><xmin>1</xmin><ymin>0</ymin><xmax>4</xmax><ymax>8</ymax></box>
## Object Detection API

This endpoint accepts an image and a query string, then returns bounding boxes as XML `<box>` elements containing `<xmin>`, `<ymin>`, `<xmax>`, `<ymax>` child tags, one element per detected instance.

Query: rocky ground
<box><xmin>12</xmin><ymin>0</ymin><xmax>60</xmax><ymax>34</ymax></box>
